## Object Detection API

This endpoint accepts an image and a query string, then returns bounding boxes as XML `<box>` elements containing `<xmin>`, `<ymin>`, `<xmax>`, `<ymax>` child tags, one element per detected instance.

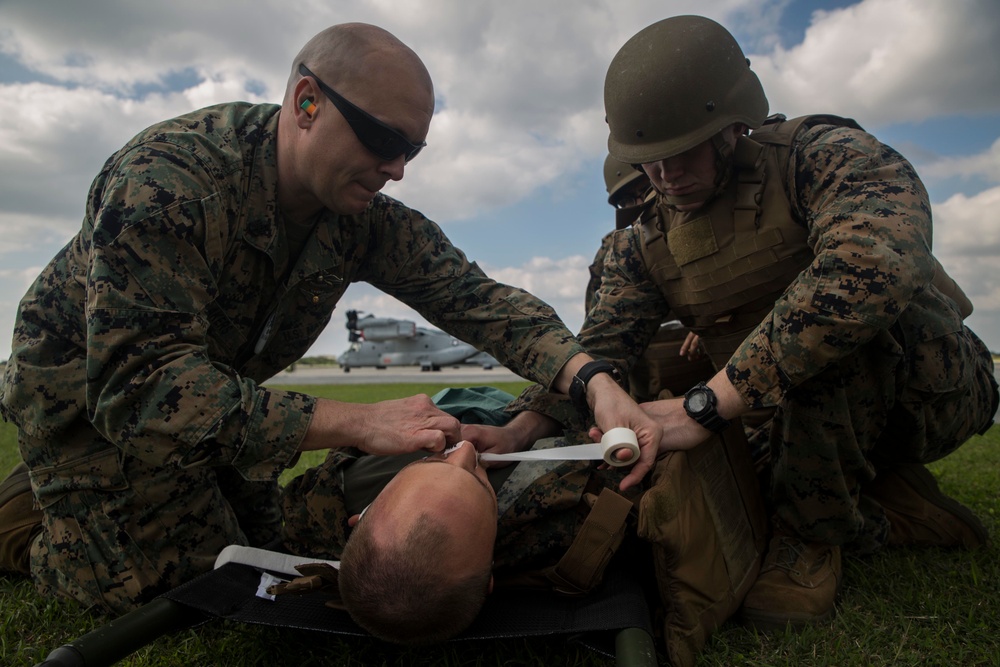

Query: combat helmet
<box><xmin>605</xmin><ymin>15</ymin><xmax>768</xmax><ymax>165</ymax></box>
<box><xmin>603</xmin><ymin>155</ymin><xmax>646</xmax><ymax>206</ymax></box>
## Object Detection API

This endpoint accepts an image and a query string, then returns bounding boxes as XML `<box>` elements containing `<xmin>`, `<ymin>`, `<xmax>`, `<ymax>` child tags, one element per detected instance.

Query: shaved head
<box><xmin>276</xmin><ymin>22</ymin><xmax>434</xmax><ymax>222</ymax></box>
<box><xmin>285</xmin><ymin>23</ymin><xmax>433</xmax><ymax>103</ymax></box>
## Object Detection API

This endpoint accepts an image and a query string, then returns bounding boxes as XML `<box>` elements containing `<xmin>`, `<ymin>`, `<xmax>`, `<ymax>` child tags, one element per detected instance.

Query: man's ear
<box><xmin>293</xmin><ymin>77</ymin><xmax>317</xmax><ymax>128</ymax></box>
<box><xmin>487</xmin><ymin>574</ymin><xmax>494</xmax><ymax>595</ymax></box>
<box><xmin>347</xmin><ymin>514</ymin><xmax>361</xmax><ymax>528</ymax></box>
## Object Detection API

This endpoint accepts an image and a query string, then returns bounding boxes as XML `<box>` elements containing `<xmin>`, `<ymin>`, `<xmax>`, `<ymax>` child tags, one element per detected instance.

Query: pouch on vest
<box><xmin>637</xmin><ymin>414</ymin><xmax>767</xmax><ymax>667</ymax></box>
<box><xmin>628</xmin><ymin>322</ymin><xmax>717</xmax><ymax>402</ymax></box>
<box><xmin>495</xmin><ymin>485</ymin><xmax>636</xmax><ymax>596</ymax></box>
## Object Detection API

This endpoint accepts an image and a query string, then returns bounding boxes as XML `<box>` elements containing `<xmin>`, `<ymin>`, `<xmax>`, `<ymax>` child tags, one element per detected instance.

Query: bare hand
<box><xmin>461</xmin><ymin>411</ymin><xmax>559</xmax><ymax>468</ymax></box>
<box><xmin>302</xmin><ymin>394</ymin><xmax>462</xmax><ymax>456</ymax></box>
<box><xmin>358</xmin><ymin>395</ymin><xmax>462</xmax><ymax>455</ymax></box>
<box><xmin>638</xmin><ymin>396</ymin><xmax>713</xmax><ymax>454</ymax></box>
<box><xmin>639</xmin><ymin>370</ymin><xmax>748</xmax><ymax>455</ymax></box>
<box><xmin>585</xmin><ymin>373</ymin><xmax>663</xmax><ymax>492</ymax></box>
<box><xmin>679</xmin><ymin>331</ymin><xmax>703</xmax><ymax>361</ymax></box>
<box><xmin>460</xmin><ymin>423</ymin><xmax>522</xmax><ymax>468</ymax></box>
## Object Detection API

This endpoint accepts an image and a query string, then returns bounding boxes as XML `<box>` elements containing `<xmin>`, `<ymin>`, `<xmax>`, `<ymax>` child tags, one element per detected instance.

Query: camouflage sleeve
<box><xmin>584</xmin><ymin>231</ymin><xmax>616</xmax><ymax>314</ymax></box>
<box><xmin>727</xmin><ymin>125</ymin><xmax>935</xmax><ymax>407</ymax></box>
<box><xmin>85</xmin><ymin>143</ymin><xmax>308</xmax><ymax>480</ymax></box>
<box><xmin>356</xmin><ymin>197</ymin><xmax>585</xmax><ymax>389</ymax></box>
<box><xmin>281</xmin><ymin>449</ymin><xmax>359</xmax><ymax>559</ymax></box>
<box><xmin>506</xmin><ymin>227</ymin><xmax>668</xmax><ymax>428</ymax></box>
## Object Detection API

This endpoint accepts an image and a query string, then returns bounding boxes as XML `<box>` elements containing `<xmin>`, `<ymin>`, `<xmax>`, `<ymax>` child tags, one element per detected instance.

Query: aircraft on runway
<box><xmin>336</xmin><ymin>311</ymin><xmax>497</xmax><ymax>372</ymax></box>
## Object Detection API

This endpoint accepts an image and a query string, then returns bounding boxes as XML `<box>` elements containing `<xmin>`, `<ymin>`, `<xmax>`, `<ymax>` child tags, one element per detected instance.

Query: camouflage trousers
<box><xmin>21</xmin><ymin>428</ymin><xmax>281</xmax><ymax>615</ymax></box>
<box><xmin>767</xmin><ymin>324</ymin><xmax>997</xmax><ymax>552</ymax></box>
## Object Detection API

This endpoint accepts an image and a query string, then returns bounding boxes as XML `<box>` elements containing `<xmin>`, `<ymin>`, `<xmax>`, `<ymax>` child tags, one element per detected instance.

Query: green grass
<box><xmin>2</xmin><ymin>382</ymin><xmax>998</xmax><ymax>666</ymax></box>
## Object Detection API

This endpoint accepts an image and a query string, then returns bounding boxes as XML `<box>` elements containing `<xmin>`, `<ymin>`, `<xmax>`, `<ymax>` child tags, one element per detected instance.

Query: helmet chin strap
<box><xmin>657</xmin><ymin>133</ymin><xmax>735</xmax><ymax>210</ymax></box>
<box><xmin>659</xmin><ymin>188</ymin><xmax>717</xmax><ymax>208</ymax></box>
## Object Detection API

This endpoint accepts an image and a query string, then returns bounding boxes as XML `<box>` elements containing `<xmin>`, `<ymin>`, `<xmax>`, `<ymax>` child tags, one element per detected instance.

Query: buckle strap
<box><xmin>547</xmin><ymin>487</ymin><xmax>634</xmax><ymax>595</ymax></box>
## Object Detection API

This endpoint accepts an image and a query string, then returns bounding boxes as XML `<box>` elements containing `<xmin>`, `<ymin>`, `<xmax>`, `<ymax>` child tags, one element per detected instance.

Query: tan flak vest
<box><xmin>634</xmin><ymin>114</ymin><xmax>858</xmax><ymax>368</ymax></box>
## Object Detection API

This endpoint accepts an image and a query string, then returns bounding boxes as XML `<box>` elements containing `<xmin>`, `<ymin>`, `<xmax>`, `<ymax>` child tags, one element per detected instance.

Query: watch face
<box><xmin>687</xmin><ymin>390</ymin><xmax>709</xmax><ymax>412</ymax></box>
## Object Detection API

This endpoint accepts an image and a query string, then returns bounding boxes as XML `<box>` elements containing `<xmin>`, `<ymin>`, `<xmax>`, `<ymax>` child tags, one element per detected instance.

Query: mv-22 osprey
<box><xmin>336</xmin><ymin>310</ymin><xmax>496</xmax><ymax>372</ymax></box>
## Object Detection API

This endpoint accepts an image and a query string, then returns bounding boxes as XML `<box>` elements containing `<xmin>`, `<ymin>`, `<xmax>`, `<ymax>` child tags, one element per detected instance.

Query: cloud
<box><xmin>933</xmin><ymin>186</ymin><xmax>1000</xmax><ymax>259</ymax></box>
<box><xmin>920</xmin><ymin>137</ymin><xmax>1000</xmax><ymax>185</ymax></box>
<box><xmin>1</xmin><ymin>0</ymin><xmax>999</xmax><ymax>358</ymax></box>
<box><xmin>751</xmin><ymin>0</ymin><xmax>1000</xmax><ymax>127</ymax></box>
<box><xmin>0</xmin><ymin>1</ymin><xmax>302</xmax><ymax>94</ymax></box>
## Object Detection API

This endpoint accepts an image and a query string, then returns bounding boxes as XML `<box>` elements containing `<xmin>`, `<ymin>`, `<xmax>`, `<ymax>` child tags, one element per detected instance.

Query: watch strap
<box><xmin>694</xmin><ymin>408</ymin><xmax>731</xmax><ymax>434</ymax></box>
<box><xmin>569</xmin><ymin>360</ymin><xmax>619</xmax><ymax>411</ymax></box>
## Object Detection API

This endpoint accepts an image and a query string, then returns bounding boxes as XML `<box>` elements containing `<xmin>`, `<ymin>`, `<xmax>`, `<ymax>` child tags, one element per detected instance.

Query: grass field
<box><xmin>1</xmin><ymin>380</ymin><xmax>998</xmax><ymax>666</ymax></box>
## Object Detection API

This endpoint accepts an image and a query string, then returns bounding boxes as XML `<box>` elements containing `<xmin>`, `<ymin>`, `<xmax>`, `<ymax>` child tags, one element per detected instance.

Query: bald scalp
<box><xmin>284</xmin><ymin>22</ymin><xmax>432</xmax><ymax>103</ymax></box>
<box><xmin>339</xmin><ymin>510</ymin><xmax>490</xmax><ymax>644</ymax></box>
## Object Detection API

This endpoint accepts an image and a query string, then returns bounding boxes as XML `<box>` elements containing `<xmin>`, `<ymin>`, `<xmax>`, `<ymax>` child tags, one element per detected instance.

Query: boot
<box><xmin>740</xmin><ymin>533</ymin><xmax>841</xmax><ymax>631</ymax></box>
<box><xmin>865</xmin><ymin>464</ymin><xmax>987</xmax><ymax>549</ymax></box>
<box><xmin>0</xmin><ymin>462</ymin><xmax>43</xmax><ymax>575</ymax></box>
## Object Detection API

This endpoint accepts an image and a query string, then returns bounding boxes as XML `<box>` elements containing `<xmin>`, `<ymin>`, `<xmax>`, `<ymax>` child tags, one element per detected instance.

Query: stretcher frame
<box><xmin>34</xmin><ymin>551</ymin><xmax>659</xmax><ymax>667</ymax></box>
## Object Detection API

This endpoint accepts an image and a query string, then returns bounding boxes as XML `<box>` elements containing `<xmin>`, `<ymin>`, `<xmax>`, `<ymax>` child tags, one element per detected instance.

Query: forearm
<box><xmin>363</xmin><ymin>202</ymin><xmax>585</xmax><ymax>389</ymax></box>
<box><xmin>502</xmin><ymin>410</ymin><xmax>563</xmax><ymax>447</ymax></box>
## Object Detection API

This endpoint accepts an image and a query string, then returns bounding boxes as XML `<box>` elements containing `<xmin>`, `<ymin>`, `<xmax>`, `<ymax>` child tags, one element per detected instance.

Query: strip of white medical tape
<box><xmin>478</xmin><ymin>427</ymin><xmax>639</xmax><ymax>467</ymax></box>
<box><xmin>214</xmin><ymin>544</ymin><xmax>340</xmax><ymax>575</ymax></box>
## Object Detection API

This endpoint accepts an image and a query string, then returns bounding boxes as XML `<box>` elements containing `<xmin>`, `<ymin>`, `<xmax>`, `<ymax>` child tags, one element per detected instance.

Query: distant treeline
<box><xmin>2</xmin><ymin>353</ymin><xmax>999</xmax><ymax>373</ymax></box>
<box><xmin>287</xmin><ymin>356</ymin><xmax>340</xmax><ymax>369</ymax></box>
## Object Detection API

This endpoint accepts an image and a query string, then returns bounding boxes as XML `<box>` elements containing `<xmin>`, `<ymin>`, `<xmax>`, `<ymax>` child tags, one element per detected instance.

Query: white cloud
<box><xmin>751</xmin><ymin>0</ymin><xmax>1000</xmax><ymax>126</ymax></box>
<box><xmin>0</xmin><ymin>211</ymin><xmax>77</xmax><ymax>256</ymax></box>
<box><xmin>0</xmin><ymin>1</ymin><xmax>302</xmax><ymax>94</ymax></box>
<box><xmin>1</xmin><ymin>0</ymin><xmax>1000</xmax><ymax>358</ymax></box>
<box><xmin>0</xmin><ymin>83</ymin><xmax>179</xmax><ymax>224</ymax></box>
<box><xmin>934</xmin><ymin>187</ymin><xmax>1000</xmax><ymax>260</ymax></box>
<box><xmin>921</xmin><ymin>137</ymin><xmax>1000</xmax><ymax>185</ymax></box>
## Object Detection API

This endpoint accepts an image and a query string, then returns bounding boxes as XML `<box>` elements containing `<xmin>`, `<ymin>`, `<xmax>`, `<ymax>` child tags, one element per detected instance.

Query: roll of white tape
<box><xmin>478</xmin><ymin>428</ymin><xmax>640</xmax><ymax>467</ymax></box>
<box><xmin>599</xmin><ymin>427</ymin><xmax>640</xmax><ymax>466</ymax></box>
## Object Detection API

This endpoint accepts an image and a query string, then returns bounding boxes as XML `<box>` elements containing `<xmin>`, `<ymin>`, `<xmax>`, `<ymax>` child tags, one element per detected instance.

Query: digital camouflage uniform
<box><xmin>280</xmin><ymin>438</ymin><xmax>638</xmax><ymax>579</ymax></box>
<box><xmin>281</xmin><ymin>386</ymin><xmax>760</xmax><ymax>667</ymax></box>
<box><xmin>0</xmin><ymin>102</ymin><xmax>584</xmax><ymax>614</ymax></box>
<box><xmin>511</xmin><ymin>115</ymin><xmax>998</xmax><ymax>552</ymax></box>
<box><xmin>281</xmin><ymin>387</ymin><xmax>638</xmax><ymax>579</ymax></box>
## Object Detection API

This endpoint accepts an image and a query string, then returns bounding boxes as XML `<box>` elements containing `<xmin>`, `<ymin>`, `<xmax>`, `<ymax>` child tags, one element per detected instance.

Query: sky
<box><xmin>1</xmin><ymin>0</ymin><xmax>999</xmax><ymax>362</ymax></box>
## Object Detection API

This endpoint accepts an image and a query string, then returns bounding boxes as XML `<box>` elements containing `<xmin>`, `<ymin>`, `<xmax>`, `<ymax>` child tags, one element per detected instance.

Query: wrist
<box><xmin>508</xmin><ymin>410</ymin><xmax>560</xmax><ymax>443</ymax></box>
<box><xmin>569</xmin><ymin>360</ymin><xmax>622</xmax><ymax>412</ymax></box>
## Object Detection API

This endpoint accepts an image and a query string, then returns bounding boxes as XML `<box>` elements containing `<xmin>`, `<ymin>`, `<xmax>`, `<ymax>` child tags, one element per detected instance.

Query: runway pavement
<box><xmin>264</xmin><ymin>364</ymin><xmax>527</xmax><ymax>386</ymax></box>
<box><xmin>265</xmin><ymin>363</ymin><xmax>1000</xmax><ymax>423</ymax></box>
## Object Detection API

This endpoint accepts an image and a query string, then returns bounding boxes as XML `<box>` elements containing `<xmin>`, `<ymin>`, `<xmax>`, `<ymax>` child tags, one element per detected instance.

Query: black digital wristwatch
<box><xmin>683</xmin><ymin>381</ymin><xmax>731</xmax><ymax>433</ymax></box>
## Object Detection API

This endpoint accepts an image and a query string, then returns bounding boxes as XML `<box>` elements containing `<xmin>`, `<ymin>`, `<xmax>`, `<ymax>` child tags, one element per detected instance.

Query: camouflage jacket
<box><xmin>511</xmin><ymin>116</ymin><xmax>961</xmax><ymax>425</ymax></box>
<box><xmin>0</xmin><ymin>102</ymin><xmax>582</xmax><ymax>481</ymax></box>
<box><xmin>281</xmin><ymin>440</ymin><xmax>636</xmax><ymax>576</ymax></box>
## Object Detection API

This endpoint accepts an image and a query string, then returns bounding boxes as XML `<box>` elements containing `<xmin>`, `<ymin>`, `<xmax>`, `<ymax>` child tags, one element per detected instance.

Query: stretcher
<box><xmin>33</xmin><ymin>546</ymin><xmax>658</xmax><ymax>667</ymax></box>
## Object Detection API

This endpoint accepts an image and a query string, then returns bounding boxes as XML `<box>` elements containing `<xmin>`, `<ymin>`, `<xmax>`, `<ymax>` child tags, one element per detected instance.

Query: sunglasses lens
<box><xmin>359</xmin><ymin>125</ymin><xmax>423</xmax><ymax>162</ymax></box>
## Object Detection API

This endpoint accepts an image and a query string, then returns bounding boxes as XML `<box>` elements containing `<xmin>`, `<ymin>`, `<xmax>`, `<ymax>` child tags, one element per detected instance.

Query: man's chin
<box><xmin>331</xmin><ymin>196</ymin><xmax>376</xmax><ymax>215</ymax></box>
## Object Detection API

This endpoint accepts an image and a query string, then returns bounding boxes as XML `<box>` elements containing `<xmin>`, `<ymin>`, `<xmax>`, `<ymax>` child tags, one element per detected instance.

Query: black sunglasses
<box><xmin>298</xmin><ymin>63</ymin><xmax>425</xmax><ymax>162</ymax></box>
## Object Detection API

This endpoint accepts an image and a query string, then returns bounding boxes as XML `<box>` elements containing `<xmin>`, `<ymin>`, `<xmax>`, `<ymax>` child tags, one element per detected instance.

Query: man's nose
<box><xmin>447</xmin><ymin>440</ymin><xmax>478</xmax><ymax>470</ymax></box>
<box><xmin>379</xmin><ymin>154</ymin><xmax>407</xmax><ymax>181</ymax></box>
<box><xmin>646</xmin><ymin>157</ymin><xmax>683</xmax><ymax>183</ymax></box>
